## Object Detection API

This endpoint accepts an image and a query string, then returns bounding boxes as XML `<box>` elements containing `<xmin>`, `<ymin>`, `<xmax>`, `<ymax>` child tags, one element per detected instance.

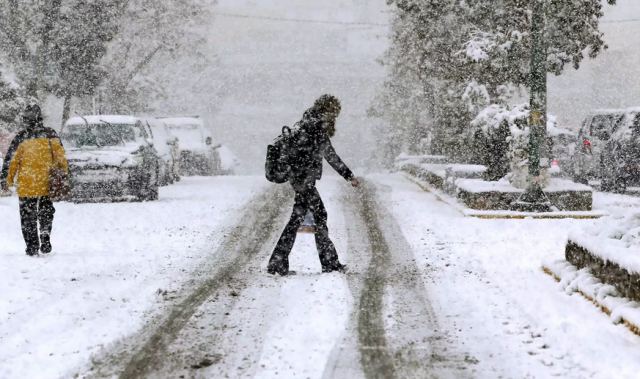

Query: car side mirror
<box><xmin>205</xmin><ymin>137</ymin><xmax>212</xmax><ymax>146</ymax></box>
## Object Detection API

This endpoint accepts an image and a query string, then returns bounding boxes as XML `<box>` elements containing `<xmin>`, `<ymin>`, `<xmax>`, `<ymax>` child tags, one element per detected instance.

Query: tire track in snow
<box><xmin>351</xmin><ymin>182</ymin><xmax>397</xmax><ymax>379</ymax></box>
<box><xmin>82</xmin><ymin>184</ymin><xmax>291</xmax><ymax>379</ymax></box>
<box><xmin>324</xmin><ymin>179</ymin><xmax>475</xmax><ymax>379</ymax></box>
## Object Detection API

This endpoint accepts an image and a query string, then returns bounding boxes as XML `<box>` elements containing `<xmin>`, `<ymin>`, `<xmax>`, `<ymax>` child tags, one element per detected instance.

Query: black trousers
<box><xmin>268</xmin><ymin>182</ymin><xmax>341</xmax><ymax>273</ymax></box>
<box><xmin>19</xmin><ymin>197</ymin><xmax>55</xmax><ymax>253</ymax></box>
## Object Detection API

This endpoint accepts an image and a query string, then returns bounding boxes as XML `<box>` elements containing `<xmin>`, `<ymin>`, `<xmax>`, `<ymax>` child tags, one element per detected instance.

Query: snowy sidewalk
<box><xmin>0</xmin><ymin>177</ymin><xmax>267</xmax><ymax>379</ymax></box>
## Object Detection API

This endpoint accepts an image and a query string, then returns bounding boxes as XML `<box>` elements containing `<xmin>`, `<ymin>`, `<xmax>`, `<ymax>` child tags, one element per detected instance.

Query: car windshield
<box><xmin>61</xmin><ymin>123</ymin><xmax>137</xmax><ymax>148</ymax></box>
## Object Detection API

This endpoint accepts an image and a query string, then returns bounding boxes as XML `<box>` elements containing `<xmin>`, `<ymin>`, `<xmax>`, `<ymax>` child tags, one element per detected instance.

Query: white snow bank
<box><xmin>456</xmin><ymin>177</ymin><xmax>591</xmax><ymax>194</ymax></box>
<box><xmin>569</xmin><ymin>211</ymin><xmax>640</xmax><ymax>274</ymax></box>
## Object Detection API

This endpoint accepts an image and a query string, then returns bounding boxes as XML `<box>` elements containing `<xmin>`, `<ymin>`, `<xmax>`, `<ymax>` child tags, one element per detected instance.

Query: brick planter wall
<box><xmin>457</xmin><ymin>190</ymin><xmax>519</xmax><ymax>210</ymax></box>
<box><xmin>566</xmin><ymin>240</ymin><xmax>640</xmax><ymax>302</ymax></box>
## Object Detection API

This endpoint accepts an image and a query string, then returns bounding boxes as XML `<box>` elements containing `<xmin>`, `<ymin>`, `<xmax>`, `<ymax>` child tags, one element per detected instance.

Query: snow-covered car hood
<box><xmin>66</xmin><ymin>143</ymin><xmax>142</xmax><ymax>168</ymax></box>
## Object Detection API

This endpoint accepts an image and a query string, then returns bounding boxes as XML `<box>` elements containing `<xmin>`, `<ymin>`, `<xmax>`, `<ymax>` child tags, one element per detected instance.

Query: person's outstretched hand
<box><xmin>350</xmin><ymin>177</ymin><xmax>360</xmax><ymax>187</ymax></box>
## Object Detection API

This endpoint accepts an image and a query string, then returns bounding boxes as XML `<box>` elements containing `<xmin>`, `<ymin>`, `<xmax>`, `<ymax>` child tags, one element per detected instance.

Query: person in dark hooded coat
<box><xmin>267</xmin><ymin>94</ymin><xmax>359</xmax><ymax>275</ymax></box>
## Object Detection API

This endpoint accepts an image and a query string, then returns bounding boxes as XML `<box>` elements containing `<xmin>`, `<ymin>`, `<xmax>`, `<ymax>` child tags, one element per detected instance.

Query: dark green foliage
<box><xmin>481</xmin><ymin>120</ymin><xmax>511</xmax><ymax>181</ymax></box>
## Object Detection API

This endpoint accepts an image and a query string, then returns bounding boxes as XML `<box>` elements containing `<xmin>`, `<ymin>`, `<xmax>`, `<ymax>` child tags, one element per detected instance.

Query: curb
<box><xmin>542</xmin><ymin>264</ymin><xmax>640</xmax><ymax>337</ymax></box>
<box><xmin>402</xmin><ymin>172</ymin><xmax>605</xmax><ymax>220</ymax></box>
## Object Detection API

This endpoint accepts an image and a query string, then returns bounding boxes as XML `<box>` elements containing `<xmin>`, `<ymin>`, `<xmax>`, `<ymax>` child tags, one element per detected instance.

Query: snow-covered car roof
<box><xmin>158</xmin><ymin>117</ymin><xmax>204</xmax><ymax>128</ymax></box>
<box><xmin>65</xmin><ymin>115</ymin><xmax>139</xmax><ymax>126</ymax></box>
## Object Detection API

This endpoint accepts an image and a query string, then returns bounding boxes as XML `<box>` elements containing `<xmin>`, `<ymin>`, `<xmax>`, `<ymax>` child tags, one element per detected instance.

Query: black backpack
<box><xmin>265</xmin><ymin>126</ymin><xmax>294</xmax><ymax>183</ymax></box>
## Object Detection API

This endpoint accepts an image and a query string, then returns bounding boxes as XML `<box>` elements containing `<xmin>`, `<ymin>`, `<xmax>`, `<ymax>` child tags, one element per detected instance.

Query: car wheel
<box><xmin>134</xmin><ymin>162</ymin><xmax>159</xmax><ymax>202</ymax></box>
<box><xmin>167</xmin><ymin>163</ymin><xmax>175</xmax><ymax>185</ymax></box>
<box><xmin>146</xmin><ymin>163</ymin><xmax>160</xmax><ymax>201</ymax></box>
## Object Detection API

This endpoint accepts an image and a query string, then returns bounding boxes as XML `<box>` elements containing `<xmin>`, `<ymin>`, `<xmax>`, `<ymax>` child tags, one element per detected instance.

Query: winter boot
<box><xmin>322</xmin><ymin>263</ymin><xmax>347</xmax><ymax>274</ymax></box>
<box><xmin>267</xmin><ymin>254</ymin><xmax>290</xmax><ymax>276</ymax></box>
<box><xmin>40</xmin><ymin>234</ymin><xmax>52</xmax><ymax>254</ymax></box>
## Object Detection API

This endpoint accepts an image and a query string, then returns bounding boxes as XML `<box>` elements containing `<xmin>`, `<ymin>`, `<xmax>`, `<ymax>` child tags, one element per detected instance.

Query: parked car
<box><xmin>159</xmin><ymin>116</ymin><xmax>221</xmax><ymax>176</ymax></box>
<box><xmin>569</xmin><ymin>109</ymin><xmax>625</xmax><ymax>183</ymax></box>
<box><xmin>61</xmin><ymin>115</ymin><xmax>161</xmax><ymax>202</ymax></box>
<box><xmin>547</xmin><ymin>123</ymin><xmax>578</xmax><ymax>177</ymax></box>
<box><xmin>141</xmin><ymin>117</ymin><xmax>180</xmax><ymax>185</ymax></box>
<box><xmin>600</xmin><ymin>108</ymin><xmax>640</xmax><ymax>193</ymax></box>
<box><xmin>216</xmin><ymin>144</ymin><xmax>239</xmax><ymax>175</ymax></box>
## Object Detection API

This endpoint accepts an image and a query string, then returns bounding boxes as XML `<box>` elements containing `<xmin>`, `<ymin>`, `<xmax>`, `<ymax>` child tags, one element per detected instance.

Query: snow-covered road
<box><xmin>0</xmin><ymin>177</ymin><xmax>270</xmax><ymax>378</ymax></box>
<box><xmin>2</xmin><ymin>174</ymin><xmax>640</xmax><ymax>378</ymax></box>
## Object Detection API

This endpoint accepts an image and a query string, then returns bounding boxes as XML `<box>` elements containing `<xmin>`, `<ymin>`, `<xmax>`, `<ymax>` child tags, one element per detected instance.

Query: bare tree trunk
<box><xmin>36</xmin><ymin>0</ymin><xmax>62</xmax><ymax>96</ymax></box>
<box><xmin>61</xmin><ymin>95</ymin><xmax>72</xmax><ymax>130</ymax></box>
<box><xmin>123</xmin><ymin>44</ymin><xmax>163</xmax><ymax>87</ymax></box>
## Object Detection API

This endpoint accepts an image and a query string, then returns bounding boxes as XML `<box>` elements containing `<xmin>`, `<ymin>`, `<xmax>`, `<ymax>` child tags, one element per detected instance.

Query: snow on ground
<box><xmin>253</xmin><ymin>179</ymin><xmax>353</xmax><ymax>378</ymax></box>
<box><xmin>3</xmin><ymin>173</ymin><xmax>640</xmax><ymax>378</ymax></box>
<box><xmin>0</xmin><ymin>176</ymin><xmax>266</xmax><ymax>379</ymax></box>
<box><xmin>371</xmin><ymin>173</ymin><xmax>640</xmax><ymax>378</ymax></box>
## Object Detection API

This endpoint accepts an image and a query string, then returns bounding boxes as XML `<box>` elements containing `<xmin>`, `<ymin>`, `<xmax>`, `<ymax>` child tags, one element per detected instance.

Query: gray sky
<box><xmin>548</xmin><ymin>0</ymin><xmax>640</xmax><ymax>129</ymax></box>
<box><xmin>202</xmin><ymin>0</ymin><xmax>389</xmax><ymax>174</ymax></box>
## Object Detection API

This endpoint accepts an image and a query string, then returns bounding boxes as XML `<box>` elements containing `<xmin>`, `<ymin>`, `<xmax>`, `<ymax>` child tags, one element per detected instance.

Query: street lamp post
<box><xmin>513</xmin><ymin>0</ymin><xmax>552</xmax><ymax>212</ymax></box>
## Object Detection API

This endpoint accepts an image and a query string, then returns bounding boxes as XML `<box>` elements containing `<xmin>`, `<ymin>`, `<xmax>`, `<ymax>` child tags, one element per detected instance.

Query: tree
<box><xmin>50</xmin><ymin>1</ymin><xmax>126</xmax><ymax>124</ymax></box>
<box><xmin>95</xmin><ymin>0</ymin><xmax>213</xmax><ymax>114</ymax></box>
<box><xmin>0</xmin><ymin>67</ymin><xmax>24</xmax><ymax>133</ymax></box>
<box><xmin>374</xmin><ymin>0</ymin><xmax>616</xmax><ymax>165</ymax></box>
<box><xmin>0</xmin><ymin>0</ymin><xmax>126</xmax><ymax>124</ymax></box>
<box><xmin>0</xmin><ymin>0</ymin><xmax>63</xmax><ymax>97</ymax></box>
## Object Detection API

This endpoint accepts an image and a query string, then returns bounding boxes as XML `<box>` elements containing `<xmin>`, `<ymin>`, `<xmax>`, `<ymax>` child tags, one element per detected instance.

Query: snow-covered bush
<box><xmin>471</xmin><ymin>103</ymin><xmax>555</xmax><ymax>187</ymax></box>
